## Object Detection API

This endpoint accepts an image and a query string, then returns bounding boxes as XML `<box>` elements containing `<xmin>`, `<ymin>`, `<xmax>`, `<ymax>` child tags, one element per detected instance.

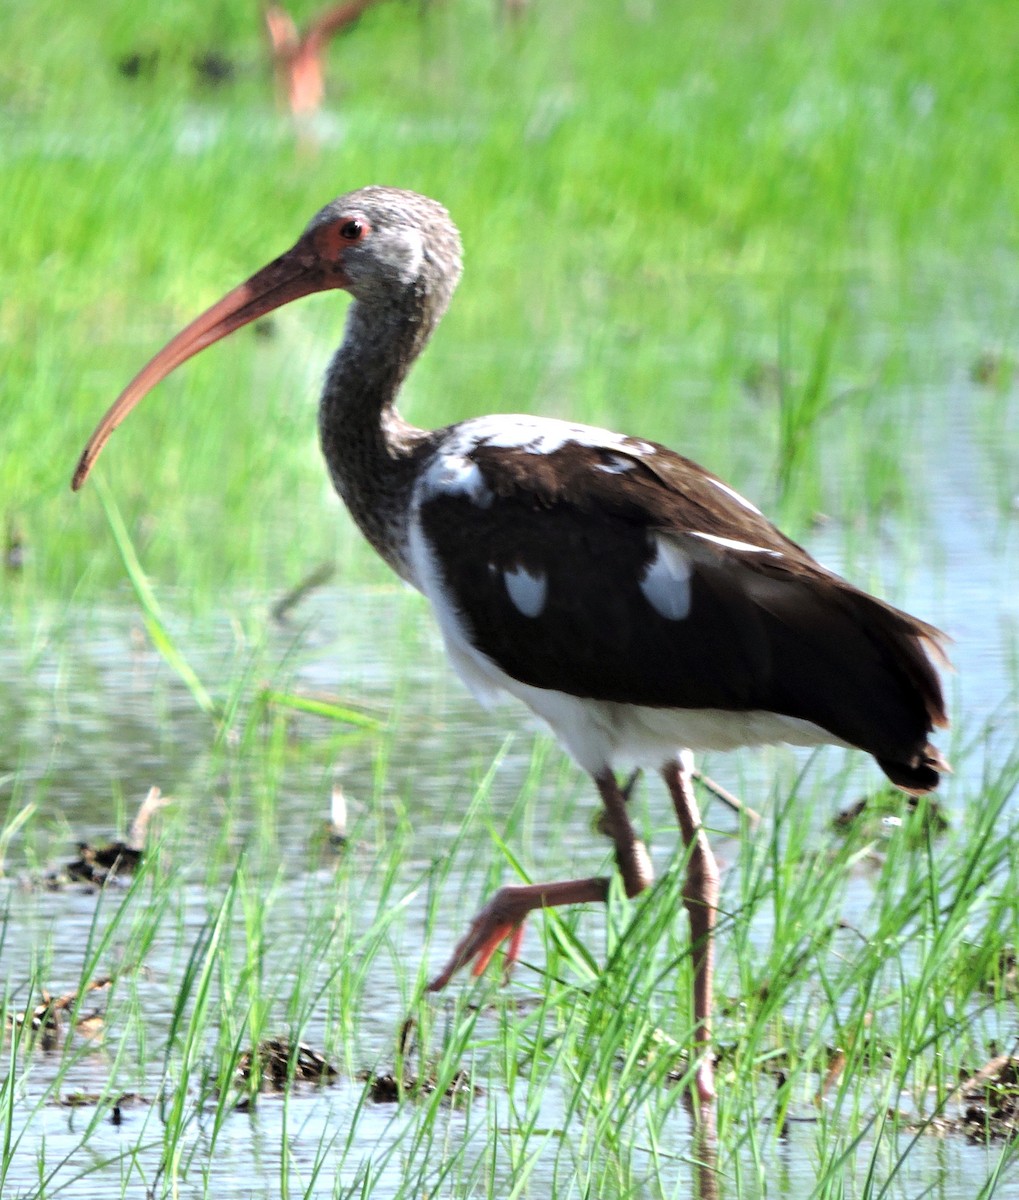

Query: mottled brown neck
<box><xmin>317</xmin><ymin>292</ymin><xmax>440</xmax><ymax>579</ymax></box>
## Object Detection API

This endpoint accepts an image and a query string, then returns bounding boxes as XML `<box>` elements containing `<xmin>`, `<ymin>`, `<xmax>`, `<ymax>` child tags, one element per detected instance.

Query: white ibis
<box><xmin>73</xmin><ymin>187</ymin><xmax>949</xmax><ymax>1101</ymax></box>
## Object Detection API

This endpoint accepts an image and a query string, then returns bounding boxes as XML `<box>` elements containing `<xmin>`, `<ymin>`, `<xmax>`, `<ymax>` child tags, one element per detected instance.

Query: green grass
<box><xmin>3</xmin><ymin>0</ymin><xmax>1018</xmax><ymax>600</ymax></box>
<box><xmin>3</xmin><ymin>714</ymin><xmax>1019</xmax><ymax>1196</ymax></box>
<box><xmin>2</xmin><ymin>0</ymin><xmax>1018</xmax><ymax>1195</ymax></box>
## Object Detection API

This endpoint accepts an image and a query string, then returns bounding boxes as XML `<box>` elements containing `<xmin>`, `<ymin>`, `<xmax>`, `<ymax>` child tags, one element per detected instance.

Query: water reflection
<box><xmin>689</xmin><ymin>1098</ymin><xmax>720</xmax><ymax>1200</ymax></box>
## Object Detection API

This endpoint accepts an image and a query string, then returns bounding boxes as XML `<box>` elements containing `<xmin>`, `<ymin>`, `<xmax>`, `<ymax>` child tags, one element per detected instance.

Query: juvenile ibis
<box><xmin>73</xmin><ymin>187</ymin><xmax>949</xmax><ymax>1101</ymax></box>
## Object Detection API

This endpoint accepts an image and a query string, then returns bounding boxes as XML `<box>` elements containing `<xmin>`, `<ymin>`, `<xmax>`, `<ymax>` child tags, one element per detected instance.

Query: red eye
<box><xmin>311</xmin><ymin>216</ymin><xmax>371</xmax><ymax>259</ymax></box>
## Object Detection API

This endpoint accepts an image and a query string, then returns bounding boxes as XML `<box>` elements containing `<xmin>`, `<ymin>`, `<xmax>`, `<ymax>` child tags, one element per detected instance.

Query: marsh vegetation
<box><xmin>2</xmin><ymin>0</ymin><xmax>1018</xmax><ymax>1195</ymax></box>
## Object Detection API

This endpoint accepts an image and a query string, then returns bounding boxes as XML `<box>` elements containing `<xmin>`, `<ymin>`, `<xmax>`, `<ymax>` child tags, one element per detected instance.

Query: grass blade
<box><xmin>94</xmin><ymin>475</ymin><xmax>217</xmax><ymax>718</ymax></box>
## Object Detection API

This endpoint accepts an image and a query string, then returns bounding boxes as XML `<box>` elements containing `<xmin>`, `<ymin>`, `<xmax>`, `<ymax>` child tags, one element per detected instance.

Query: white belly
<box><xmin>444</xmin><ymin>625</ymin><xmax>843</xmax><ymax>773</ymax></box>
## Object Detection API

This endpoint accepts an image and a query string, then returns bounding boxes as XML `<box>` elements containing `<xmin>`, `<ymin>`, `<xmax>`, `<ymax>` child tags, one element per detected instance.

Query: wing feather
<box><xmin>414</xmin><ymin>425</ymin><xmax>947</xmax><ymax>781</ymax></box>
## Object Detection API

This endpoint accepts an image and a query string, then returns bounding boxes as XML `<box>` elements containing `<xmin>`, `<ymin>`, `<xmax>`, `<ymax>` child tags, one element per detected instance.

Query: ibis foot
<box><xmin>428</xmin><ymin>769</ymin><xmax>655</xmax><ymax>991</ymax></box>
<box><xmin>427</xmin><ymin>876</ymin><xmax>611</xmax><ymax>992</ymax></box>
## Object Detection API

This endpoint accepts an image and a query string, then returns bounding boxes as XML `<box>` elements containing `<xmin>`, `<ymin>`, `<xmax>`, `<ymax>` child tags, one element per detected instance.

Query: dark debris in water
<box><xmin>7</xmin><ymin>978</ymin><xmax>112</xmax><ymax>1051</ymax></box>
<box><xmin>953</xmin><ymin>1055</ymin><xmax>1019</xmax><ymax>1140</ymax></box>
<box><xmin>231</xmin><ymin>1032</ymin><xmax>478</xmax><ymax>1107</ymax></box>
<box><xmin>362</xmin><ymin>1072</ymin><xmax>403</xmax><ymax>1103</ymax></box>
<box><xmin>57</xmin><ymin>1092</ymin><xmax>151</xmax><ymax>1125</ymax></box>
<box><xmin>237</xmin><ymin>1038</ymin><xmax>339</xmax><ymax>1091</ymax></box>
<box><xmin>61</xmin><ymin>841</ymin><xmax>142</xmax><ymax>887</ymax></box>
<box><xmin>43</xmin><ymin>786</ymin><xmax>169</xmax><ymax>891</ymax></box>
<box><xmin>360</xmin><ymin>1020</ymin><xmax>479</xmax><ymax>1105</ymax></box>
<box><xmin>980</xmin><ymin>948</ymin><xmax>1019</xmax><ymax>998</ymax></box>
<box><xmin>358</xmin><ymin>1066</ymin><xmax>479</xmax><ymax>1106</ymax></box>
<box><xmin>833</xmin><ymin>787</ymin><xmax>949</xmax><ymax>845</ymax></box>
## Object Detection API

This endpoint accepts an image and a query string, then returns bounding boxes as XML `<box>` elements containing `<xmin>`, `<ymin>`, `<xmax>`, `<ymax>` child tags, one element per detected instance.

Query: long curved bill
<box><xmin>72</xmin><ymin>237</ymin><xmax>344</xmax><ymax>491</ymax></box>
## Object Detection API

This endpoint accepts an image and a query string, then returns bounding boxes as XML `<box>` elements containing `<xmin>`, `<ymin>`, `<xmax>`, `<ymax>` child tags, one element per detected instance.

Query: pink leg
<box><xmin>663</xmin><ymin>756</ymin><xmax>720</xmax><ymax>1104</ymax></box>
<box><xmin>427</xmin><ymin>770</ymin><xmax>654</xmax><ymax>992</ymax></box>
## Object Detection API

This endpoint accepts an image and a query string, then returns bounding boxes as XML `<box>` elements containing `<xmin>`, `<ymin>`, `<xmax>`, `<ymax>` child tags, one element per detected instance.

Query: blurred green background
<box><xmin>2</xmin><ymin>7</ymin><xmax>1018</xmax><ymax>1195</ymax></box>
<box><xmin>2</xmin><ymin>0</ymin><xmax>1016</xmax><ymax>602</ymax></box>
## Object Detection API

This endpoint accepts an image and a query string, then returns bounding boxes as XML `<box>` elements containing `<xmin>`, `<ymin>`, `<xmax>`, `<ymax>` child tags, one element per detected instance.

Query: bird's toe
<box><xmin>426</xmin><ymin>887</ymin><xmax>531</xmax><ymax>991</ymax></box>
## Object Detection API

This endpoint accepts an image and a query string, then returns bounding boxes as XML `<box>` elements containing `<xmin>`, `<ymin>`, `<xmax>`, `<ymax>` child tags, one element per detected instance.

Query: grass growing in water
<box><xmin>3</xmin><ymin>730</ymin><xmax>1019</xmax><ymax>1196</ymax></box>
<box><xmin>1</xmin><ymin>0</ymin><xmax>1018</xmax><ymax>1194</ymax></box>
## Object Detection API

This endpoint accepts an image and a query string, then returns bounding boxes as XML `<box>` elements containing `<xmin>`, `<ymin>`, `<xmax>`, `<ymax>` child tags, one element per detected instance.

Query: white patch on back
<box><xmin>414</xmin><ymin>415</ymin><xmax>653</xmax><ymax>521</ymax></box>
<box><xmin>595</xmin><ymin>453</ymin><xmax>636</xmax><ymax>475</ymax></box>
<box><xmin>690</xmin><ymin>531</ymin><xmax>781</xmax><ymax>556</ymax></box>
<box><xmin>708</xmin><ymin>477</ymin><xmax>762</xmax><ymax>515</ymax></box>
<box><xmin>420</xmin><ymin>450</ymin><xmax>493</xmax><ymax>508</ymax></box>
<box><xmin>639</xmin><ymin>534</ymin><xmax>692</xmax><ymax>620</ymax></box>
<box><xmin>443</xmin><ymin>414</ymin><xmax>653</xmax><ymax>459</ymax></box>
<box><xmin>503</xmin><ymin>565</ymin><xmax>547</xmax><ymax>617</ymax></box>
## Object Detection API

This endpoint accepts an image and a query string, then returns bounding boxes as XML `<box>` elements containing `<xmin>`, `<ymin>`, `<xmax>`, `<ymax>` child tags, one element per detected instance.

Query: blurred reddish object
<box><xmin>265</xmin><ymin>0</ymin><xmax>380</xmax><ymax>115</ymax></box>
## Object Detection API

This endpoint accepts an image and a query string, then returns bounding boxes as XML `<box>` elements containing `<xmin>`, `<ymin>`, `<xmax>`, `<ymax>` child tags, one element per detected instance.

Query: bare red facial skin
<box><xmin>312</xmin><ymin>216</ymin><xmax>371</xmax><ymax>261</ymax></box>
<box><xmin>71</xmin><ymin>222</ymin><xmax>358</xmax><ymax>491</ymax></box>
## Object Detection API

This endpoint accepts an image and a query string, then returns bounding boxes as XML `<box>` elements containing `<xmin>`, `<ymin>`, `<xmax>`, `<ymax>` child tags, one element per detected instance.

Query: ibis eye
<box><xmin>339</xmin><ymin>219</ymin><xmax>364</xmax><ymax>241</ymax></box>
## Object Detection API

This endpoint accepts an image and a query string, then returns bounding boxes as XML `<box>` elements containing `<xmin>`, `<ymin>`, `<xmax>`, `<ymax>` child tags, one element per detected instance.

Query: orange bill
<box><xmin>72</xmin><ymin>234</ymin><xmax>346</xmax><ymax>491</ymax></box>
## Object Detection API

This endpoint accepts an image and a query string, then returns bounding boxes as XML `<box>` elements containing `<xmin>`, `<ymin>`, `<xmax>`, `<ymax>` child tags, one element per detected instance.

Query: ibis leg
<box><xmin>427</xmin><ymin>769</ymin><xmax>653</xmax><ymax>991</ymax></box>
<box><xmin>663</xmin><ymin>755</ymin><xmax>719</xmax><ymax>1103</ymax></box>
<box><xmin>593</xmin><ymin>769</ymin><xmax>654</xmax><ymax>897</ymax></box>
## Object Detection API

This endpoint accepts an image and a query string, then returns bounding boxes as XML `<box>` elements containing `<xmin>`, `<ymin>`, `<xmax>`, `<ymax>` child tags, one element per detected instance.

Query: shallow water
<box><xmin>1</xmin><ymin>370</ymin><xmax>1017</xmax><ymax>1198</ymax></box>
